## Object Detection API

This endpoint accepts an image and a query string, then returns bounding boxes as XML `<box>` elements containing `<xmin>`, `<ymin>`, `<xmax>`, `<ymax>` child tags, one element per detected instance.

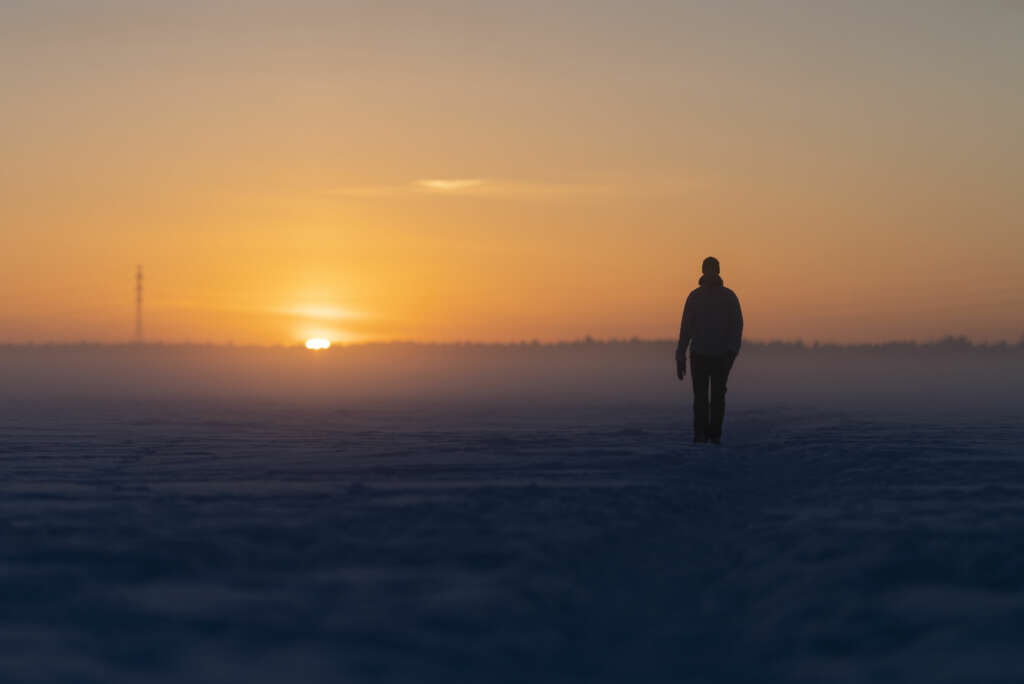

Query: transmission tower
<box><xmin>135</xmin><ymin>265</ymin><xmax>143</xmax><ymax>343</ymax></box>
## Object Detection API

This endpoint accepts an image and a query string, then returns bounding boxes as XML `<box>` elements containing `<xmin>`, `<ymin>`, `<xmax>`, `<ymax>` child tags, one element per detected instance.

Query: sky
<box><xmin>3</xmin><ymin>0</ymin><xmax>1022</xmax><ymax>345</ymax></box>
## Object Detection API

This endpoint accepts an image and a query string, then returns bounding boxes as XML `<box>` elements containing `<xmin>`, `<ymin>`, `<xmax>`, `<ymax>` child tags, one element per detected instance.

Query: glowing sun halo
<box><xmin>305</xmin><ymin>338</ymin><xmax>331</xmax><ymax>350</ymax></box>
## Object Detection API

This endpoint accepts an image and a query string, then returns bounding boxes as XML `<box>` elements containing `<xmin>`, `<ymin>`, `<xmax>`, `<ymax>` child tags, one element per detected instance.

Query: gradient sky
<box><xmin>3</xmin><ymin>1</ymin><xmax>1022</xmax><ymax>344</ymax></box>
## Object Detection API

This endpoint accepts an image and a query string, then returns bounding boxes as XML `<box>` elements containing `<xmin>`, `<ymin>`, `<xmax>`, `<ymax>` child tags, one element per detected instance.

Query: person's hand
<box><xmin>676</xmin><ymin>357</ymin><xmax>686</xmax><ymax>380</ymax></box>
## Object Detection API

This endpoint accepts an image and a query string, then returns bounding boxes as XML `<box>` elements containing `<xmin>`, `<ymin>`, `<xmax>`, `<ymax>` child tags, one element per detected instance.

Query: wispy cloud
<box><xmin>164</xmin><ymin>301</ymin><xmax>365</xmax><ymax>322</ymax></box>
<box><xmin>413</xmin><ymin>179</ymin><xmax>486</xmax><ymax>192</ymax></box>
<box><xmin>275</xmin><ymin>305</ymin><xmax>364</xmax><ymax>321</ymax></box>
<box><xmin>325</xmin><ymin>177</ymin><xmax>701</xmax><ymax>200</ymax></box>
<box><xmin>326</xmin><ymin>179</ymin><xmax>491</xmax><ymax>198</ymax></box>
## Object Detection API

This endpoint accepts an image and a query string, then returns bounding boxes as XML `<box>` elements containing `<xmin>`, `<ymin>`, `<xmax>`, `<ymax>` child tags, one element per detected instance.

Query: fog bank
<box><xmin>2</xmin><ymin>342</ymin><xmax>1022</xmax><ymax>417</ymax></box>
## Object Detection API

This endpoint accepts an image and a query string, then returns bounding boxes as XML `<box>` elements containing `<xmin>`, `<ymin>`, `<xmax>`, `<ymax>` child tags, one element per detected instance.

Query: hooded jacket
<box><xmin>676</xmin><ymin>274</ymin><xmax>743</xmax><ymax>360</ymax></box>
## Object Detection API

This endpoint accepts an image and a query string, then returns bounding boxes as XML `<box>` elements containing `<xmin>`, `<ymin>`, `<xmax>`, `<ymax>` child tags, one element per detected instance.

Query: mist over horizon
<box><xmin>6</xmin><ymin>333</ymin><xmax>1024</xmax><ymax>349</ymax></box>
<box><xmin>4</xmin><ymin>339</ymin><xmax>1022</xmax><ymax>417</ymax></box>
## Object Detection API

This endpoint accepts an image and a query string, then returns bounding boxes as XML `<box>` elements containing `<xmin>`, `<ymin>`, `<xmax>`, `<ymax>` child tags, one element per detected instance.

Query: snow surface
<box><xmin>1</xmin><ymin>346</ymin><xmax>1023</xmax><ymax>682</ymax></box>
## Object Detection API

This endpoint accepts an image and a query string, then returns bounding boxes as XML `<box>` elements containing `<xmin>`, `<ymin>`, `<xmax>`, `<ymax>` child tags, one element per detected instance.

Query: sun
<box><xmin>305</xmin><ymin>338</ymin><xmax>331</xmax><ymax>350</ymax></box>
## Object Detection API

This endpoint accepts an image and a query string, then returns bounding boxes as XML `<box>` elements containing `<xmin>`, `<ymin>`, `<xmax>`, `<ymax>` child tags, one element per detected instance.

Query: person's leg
<box><xmin>690</xmin><ymin>354</ymin><xmax>711</xmax><ymax>443</ymax></box>
<box><xmin>708</xmin><ymin>355</ymin><xmax>731</xmax><ymax>443</ymax></box>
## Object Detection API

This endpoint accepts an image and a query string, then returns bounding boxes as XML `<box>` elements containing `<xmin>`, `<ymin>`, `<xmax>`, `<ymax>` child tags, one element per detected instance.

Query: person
<box><xmin>675</xmin><ymin>257</ymin><xmax>743</xmax><ymax>444</ymax></box>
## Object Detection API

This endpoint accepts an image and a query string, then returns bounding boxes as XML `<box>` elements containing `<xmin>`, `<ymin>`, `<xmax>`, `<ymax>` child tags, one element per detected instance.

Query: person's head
<box><xmin>702</xmin><ymin>256</ymin><xmax>720</xmax><ymax>275</ymax></box>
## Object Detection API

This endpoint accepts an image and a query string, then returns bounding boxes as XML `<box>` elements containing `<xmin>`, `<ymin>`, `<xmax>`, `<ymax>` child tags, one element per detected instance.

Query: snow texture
<box><xmin>1</xmin><ymin>345</ymin><xmax>1022</xmax><ymax>682</ymax></box>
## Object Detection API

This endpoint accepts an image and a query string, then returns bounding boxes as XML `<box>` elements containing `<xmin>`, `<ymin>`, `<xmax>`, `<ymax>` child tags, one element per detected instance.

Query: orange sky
<box><xmin>3</xmin><ymin>2</ymin><xmax>1022</xmax><ymax>344</ymax></box>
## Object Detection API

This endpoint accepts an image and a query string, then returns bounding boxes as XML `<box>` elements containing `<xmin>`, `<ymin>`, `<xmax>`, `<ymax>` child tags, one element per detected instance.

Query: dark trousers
<box><xmin>690</xmin><ymin>354</ymin><xmax>733</xmax><ymax>441</ymax></box>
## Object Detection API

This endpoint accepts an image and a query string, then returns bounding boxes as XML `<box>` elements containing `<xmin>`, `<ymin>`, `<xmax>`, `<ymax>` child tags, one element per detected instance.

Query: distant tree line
<box><xmin>2</xmin><ymin>335</ymin><xmax>1023</xmax><ymax>355</ymax></box>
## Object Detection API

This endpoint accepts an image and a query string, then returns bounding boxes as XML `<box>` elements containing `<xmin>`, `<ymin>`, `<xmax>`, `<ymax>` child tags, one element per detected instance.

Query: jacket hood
<box><xmin>699</xmin><ymin>274</ymin><xmax>724</xmax><ymax>287</ymax></box>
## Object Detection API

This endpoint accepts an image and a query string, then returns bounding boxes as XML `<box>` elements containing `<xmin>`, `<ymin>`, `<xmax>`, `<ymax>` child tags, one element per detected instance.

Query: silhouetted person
<box><xmin>676</xmin><ymin>257</ymin><xmax>743</xmax><ymax>444</ymax></box>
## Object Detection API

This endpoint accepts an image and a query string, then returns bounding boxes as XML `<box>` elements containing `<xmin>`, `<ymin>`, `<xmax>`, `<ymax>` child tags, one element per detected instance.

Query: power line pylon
<box><xmin>135</xmin><ymin>265</ymin><xmax>143</xmax><ymax>344</ymax></box>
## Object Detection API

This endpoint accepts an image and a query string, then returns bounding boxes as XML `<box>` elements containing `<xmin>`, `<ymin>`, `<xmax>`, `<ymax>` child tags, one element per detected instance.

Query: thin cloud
<box><xmin>326</xmin><ymin>179</ymin><xmax>491</xmax><ymax>197</ymax></box>
<box><xmin>414</xmin><ymin>179</ymin><xmax>486</xmax><ymax>192</ymax></box>
<box><xmin>164</xmin><ymin>301</ymin><xmax>365</xmax><ymax>322</ymax></box>
<box><xmin>325</xmin><ymin>177</ymin><xmax>704</xmax><ymax>200</ymax></box>
<box><xmin>275</xmin><ymin>305</ymin><xmax>364</xmax><ymax>321</ymax></box>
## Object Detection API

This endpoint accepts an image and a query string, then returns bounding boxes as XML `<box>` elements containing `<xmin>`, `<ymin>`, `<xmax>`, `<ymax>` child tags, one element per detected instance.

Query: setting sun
<box><xmin>304</xmin><ymin>338</ymin><xmax>331</xmax><ymax>351</ymax></box>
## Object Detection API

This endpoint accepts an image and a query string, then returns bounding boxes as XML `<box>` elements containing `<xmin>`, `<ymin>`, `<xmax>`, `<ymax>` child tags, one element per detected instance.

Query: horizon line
<box><xmin>1</xmin><ymin>335</ymin><xmax>1021</xmax><ymax>350</ymax></box>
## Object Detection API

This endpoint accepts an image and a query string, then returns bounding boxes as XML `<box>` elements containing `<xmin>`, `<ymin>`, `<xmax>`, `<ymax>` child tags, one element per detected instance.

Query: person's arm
<box><xmin>676</xmin><ymin>295</ymin><xmax>694</xmax><ymax>379</ymax></box>
<box><xmin>728</xmin><ymin>293</ymin><xmax>743</xmax><ymax>361</ymax></box>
